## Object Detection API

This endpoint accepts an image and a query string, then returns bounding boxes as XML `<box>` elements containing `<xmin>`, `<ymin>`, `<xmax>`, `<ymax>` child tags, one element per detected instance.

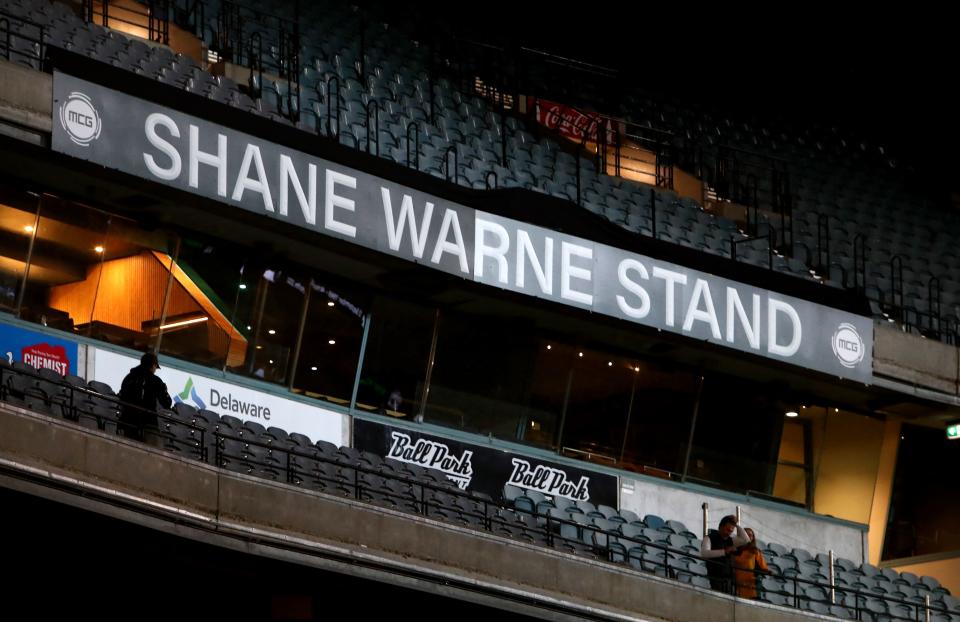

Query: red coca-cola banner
<box><xmin>530</xmin><ymin>97</ymin><xmax>617</xmax><ymax>145</ymax></box>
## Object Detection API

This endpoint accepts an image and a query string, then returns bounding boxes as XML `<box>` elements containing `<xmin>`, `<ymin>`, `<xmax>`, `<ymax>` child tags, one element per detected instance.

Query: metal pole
<box><xmin>417</xmin><ymin>308</ymin><xmax>440</xmax><ymax>422</ymax></box>
<box><xmin>681</xmin><ymin>375</ymin><xmax>705</xmax><ymax>482</ymax></box>
<box><xmin>349</xmin><ymin>313</ymin><xmax>371</xmax><ymax>413</ymax></box>
<box><xmin>701</xmin><ymin>502</ymin><xmax>709</xmax><ymax>538</ymax></box>
<box><xmin>554</xmin><ymin>366</ymin><xmax>574</xmax><ymax>452</ymax></box>
<box><xmin>828</xmin><ymin>549</ymin><xmax>835</xmax><ymax>604</ymax></box>
<box><xmin>618</xmin><ymin>369</ymin><xmax>638</xmax><ymax>463</ymax></box>
<box><xmin>14</xmin><ymin>195</ymin><xmax>42</xmax><ymax>318</ymax></box>
<box><xmin>925</xmin><ymin>594</ymin><xmax>931</xmax><ymax>622</ymax></box>
<box><xmin>286</xmin><ymin>278</ymin><xmax>313</xmax><ymax>390</ymax></box>
<box><xmin>736</xmin><ymin>505</ymin><xmax>741</xmax><ymax>524</ymax></box>
<box><xmin>154</xmin><ymin>235</ymin><xmax>182</xmax><ymax>354</ymax></box>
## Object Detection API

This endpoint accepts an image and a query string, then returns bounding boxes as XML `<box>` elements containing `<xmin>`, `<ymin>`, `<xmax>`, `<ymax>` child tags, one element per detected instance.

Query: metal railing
<box><xmin>1</xmin><ymin>361</ymin><xmax>957</xmax><ymax>621</ymax></box>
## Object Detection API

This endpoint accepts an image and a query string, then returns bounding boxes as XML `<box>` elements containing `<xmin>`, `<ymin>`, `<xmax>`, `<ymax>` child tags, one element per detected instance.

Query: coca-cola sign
<box><xmin>531</xmin><ymin>97</ymin><xmax>617</xmax><ymax>145</ymax></box>
<box><xmin>354</xmin><ymin>419</ymin><xmax>618</xmax><ymax>507</ymax></box>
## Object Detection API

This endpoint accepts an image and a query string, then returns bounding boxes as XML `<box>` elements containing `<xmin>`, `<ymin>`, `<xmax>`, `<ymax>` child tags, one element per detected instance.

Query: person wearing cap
<box><xmin>118</xmin><ymin>352</ymin><xmax>172</xmax><ymax>442</ymax></box>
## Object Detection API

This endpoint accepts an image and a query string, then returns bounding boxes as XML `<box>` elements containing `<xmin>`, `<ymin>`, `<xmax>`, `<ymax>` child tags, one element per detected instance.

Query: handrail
<box><xmin>406</xmin><ymin>122</ymin><xmax>420</xmax><ymax>170</ymax></box>
<box><xmin>364</xmin><ymin>99</ymin><xmax>379</xmax><ymax>156</ymax></box>
<box><xmin>1</xmin><ymin>362</ymin><xmax>956</xmax><ymax>621</ymax></box>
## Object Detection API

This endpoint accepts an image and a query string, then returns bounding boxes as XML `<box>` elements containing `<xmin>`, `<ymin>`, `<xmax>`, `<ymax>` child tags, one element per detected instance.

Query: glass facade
<box><xmin>0</xmin><ymin>180</ymin><xmax>894</xmax><ymax>508</ymax></box>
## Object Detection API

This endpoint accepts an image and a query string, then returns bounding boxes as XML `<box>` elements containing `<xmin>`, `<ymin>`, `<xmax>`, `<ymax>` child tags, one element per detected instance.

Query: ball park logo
<box><xmin>831</xmin><ymin>323</ymin><xmax>865</xmax><ymax>368</ymax></box>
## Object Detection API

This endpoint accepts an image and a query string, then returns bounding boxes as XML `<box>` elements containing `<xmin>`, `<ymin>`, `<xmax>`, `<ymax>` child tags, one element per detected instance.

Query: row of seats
<box><xmin>505</xmin><ymin>486</ymin><xmax>958</xmax><ymax>620</ymax></box>
<box><xmin>7</xmin><ymin>0</ymin><xmax>958</xmax><ymax>338</ymax></box>
<box><xmin>0</xmin><ymin>0</ymin><xmax>823</xmax><ymax>286</ymax></box>
<box><xmin>2</xmin><ymin>355</ymin><xmax>959</xmax><ymax>620</ymax></box>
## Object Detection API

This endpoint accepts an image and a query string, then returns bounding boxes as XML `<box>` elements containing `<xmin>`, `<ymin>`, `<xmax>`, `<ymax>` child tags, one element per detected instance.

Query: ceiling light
<box><xmin>94</xmin><ymin>245</ymin><xmax>104</xmax><ymax>253</ymax></box>
<box><xmin>328</xmin><ymin>339</ymin><xmax>336</xmax><ymax>345</ymax></box>
<box><xmin>607</xmin><ymin>361</ymin><xmax>613</xmax><ymax>367</ymax></box>
<box><xmin>256</xmin><ymin>345</ymin><xmax>262</xmax><ymax>350</ymax></box>
<box><xmin>310</xmin><ymin>366</ymin><xmax>317</xmax><ymax>371</ymax></box>
<box><xmin>268</xmin><ymin>329</ymin><xmax>276</xmax><ymax>335</ymax></box>
<box><xmin>786</xmin><ymin>411</ymin><xmax>799</xmax><ymax>418</ymax></box>
<box><xmin>239</xmin><ymin>283</ymin><xmax>247</xmax><ymax>290</ymax></box>
<box><xmin>578</xmin><ymin>352</ymin><xmax>583</xmax><ymax>357</ymax></box>
<box><xmin>158</xmin><ymin>315</ymin><xmax>208</xmax><ymax>330</ymax></box>
<box><xmin>327</xmin><ymin>301</ymin><xmax>335</xmax><ymax>307</ymax></box>
<box><xmin>23</xmin><ymin>225</ymin><xmax>34</xmax><ymax>233</ymax></box>
<box><xmin>546</xmin><ymin>344</ymin><xmax>552</xmax><ymax>350</ymax></box>
<box><xmin>269</xmin><ymin>359</ymin><xmax>274</xmax><ymax>364</ymax></box>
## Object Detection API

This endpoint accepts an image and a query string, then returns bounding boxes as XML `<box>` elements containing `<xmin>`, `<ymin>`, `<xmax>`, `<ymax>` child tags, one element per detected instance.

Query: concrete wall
<box><xmin>0</xmin><ymin>402</ymin><xmax>840</xmax><ymax>622</ymax></box>
<box><xmin>620</xmin><ymin>475</ymin><xmax>867</xmax><ymax>563</ymax></box>
<box><xmin>0</xmin><ymin>58</ymin><xmax>52</xmax><ymax>140</ymax></box>
<box><xmin>874</xmin><ymin>323</ymin><xmax>960</xmax><ymax>394</ymax></box>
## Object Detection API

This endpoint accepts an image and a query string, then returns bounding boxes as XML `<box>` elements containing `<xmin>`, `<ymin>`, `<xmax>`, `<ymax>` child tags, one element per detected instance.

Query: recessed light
<box><xmin>607</xmin><ymin>361</ymin><xmax>612</xmax><ymax>367</ymax></box>
<box><xmin>239</xmin><ymin>283</ymin><xmax>247</xmax><ymax>290</ymax></box>
<box><xmin>327</xmin><ymin>301</ymin><xmax>335</xmax><ymax>307</ymax></box>
<box><xmin>255</xmin><ymin>345</ymin><xmax>262</xmax><ymax>350</ymax></box>
<box><xmin>546</xmin><ymin>344</ymin><xmax>552</xmax><ymax>350</ymax></box>
<box><xmin>247</xmin><ymin>325</ymin><xmax>252</xmax><ymax>330</ymax></box>
<box><xmin>578</xmin><ymin>352</ymin><xmax>583</xmax><ymax>357</ymax></box>
<box><xmin>310</xmin><ymin>366</ymin><xmax>317</xmax><ymax>371</ymax></box>
<box><xmin>268</xmin><ymin>329</ymin><xmax>276</xmax><ymax>335</ymax></box>
<box><xmin>786</xmin><ymin>411</ymin><xmax>798</xmax><ymax>418</ymax></box>
<box><xmin>328</xmin><ymin>339</ymin><xmax>336</xmax><ymax>345</ymax></box>
<box><xmin>23</xmin><ymin>225</ymin><xmax>33</xmax><ymax>233</ymax></box>
<box><xmin>268</xmin><ymin>359</ymin><xmax>274</xmax><ymax>364</ymax></box>
<box><xmin>94</xmin><ymin>245</ymin><xmax>104</xmax><ymax>253</ymax></box>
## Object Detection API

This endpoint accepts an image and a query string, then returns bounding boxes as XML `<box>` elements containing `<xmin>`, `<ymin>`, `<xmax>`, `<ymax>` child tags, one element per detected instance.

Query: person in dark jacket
<box><xmin>118</xmin><ymin>352</ymin><xmax>172</xmax><ymax>441</ymax></box>
<box><xmin>700</xmin><ymin>514</ymin><xmax>751</xmax><ymax>594</ymax></box>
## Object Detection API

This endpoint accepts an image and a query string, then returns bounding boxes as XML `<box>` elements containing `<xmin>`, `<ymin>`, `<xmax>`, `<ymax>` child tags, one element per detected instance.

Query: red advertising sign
<box><xmin>21</xmin><ymin>343</ymin><xmax>71</xmax><ymax>376</ymax></box>
<box><xmin>531</xmin><ymin>97</ymin><xmax>617</xmax><ymax>145</ymax></box>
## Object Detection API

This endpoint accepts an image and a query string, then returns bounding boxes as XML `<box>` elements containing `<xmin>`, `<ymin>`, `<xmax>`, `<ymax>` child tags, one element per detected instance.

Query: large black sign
<box><xmin>353</xmin><ymin>419</ymin><xmax>619</xmax><ymax>508</ymax></box>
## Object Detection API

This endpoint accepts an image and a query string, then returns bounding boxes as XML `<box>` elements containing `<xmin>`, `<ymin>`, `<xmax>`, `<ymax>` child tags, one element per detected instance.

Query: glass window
<box><xmin>686</xmin><ymin>377</ymin><xmax>784</xmax><ymax>494</ymax></box>
<box><xmin>21</xmin><ymin>196</ymin><xmax>179</xmax><ymax>351</ymax></box>
<box><xmin>159</xmin><ymin>236</ymin><xmax>249</xmax><ymax>370</ymax></box>
<box><xmin>883</xmin><ymin>423</ymin><xmax>960</xmax><ymax>559</ymax></box>
<box><xmin>356</xmin><ymin>296</ymin><xmax>434</xmax><ymax>419</ymax></box>
<box><xmin>619</xmin><ymin>362</ymin><xmax>699</xmax><ymax>476</ymax></box>
<box><xmin>230</xmin><ymin>265</ymin><xmax>306</xmax><ymax>386</ymax></box>
<box><xmin>425</xmin><ymin>310</ymin><xmax>566</xmax><ymax>449</ymax></box>
<box><xmin>0</xmin><ymin>185</ymin><xmax>38</xmax><ymax>314</ymax></box>
<box><xmin>559</xmin><ymin>346</ymin><xmax>636</xmax><ymax>467</ymax></box>
<box><xmin>290</xmin><ymin>278</ymin><xmax>367</xmax><ymax>407</ymax></box>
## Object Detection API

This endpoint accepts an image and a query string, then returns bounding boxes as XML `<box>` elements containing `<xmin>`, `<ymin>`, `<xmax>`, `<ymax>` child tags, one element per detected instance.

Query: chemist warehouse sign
<box><xmin>53</xmin><ymin>73</ymin><xmax>872</xmax><ymax>382</ymax></box>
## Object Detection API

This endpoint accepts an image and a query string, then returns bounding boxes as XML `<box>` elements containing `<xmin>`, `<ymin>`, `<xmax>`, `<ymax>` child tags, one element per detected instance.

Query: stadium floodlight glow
<box><xmin>948</xmin><ymin>422</ymin><xmax>960</xmax><ymax>441</ymax></box>
<box><xmin>786</xmin><ymin>411</ymin><xmax>799</xmax><ymax>418</ymax></box>
<box><xmin>158</xmin><ymin>315</ymin><xmax>208</xmax><ymax>330</ymax></box>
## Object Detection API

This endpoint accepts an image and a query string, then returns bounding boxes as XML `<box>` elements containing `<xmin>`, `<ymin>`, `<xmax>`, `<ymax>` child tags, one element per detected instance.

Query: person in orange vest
<box><xmin>733</xmin><ymin>527</ymin><xmax>770</xmax><ymax>599</ymax></box>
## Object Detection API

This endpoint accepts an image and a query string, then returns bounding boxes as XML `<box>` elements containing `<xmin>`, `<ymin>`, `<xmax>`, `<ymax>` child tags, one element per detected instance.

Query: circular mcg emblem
<box><xmin>59</xmin><ymin>91</ymin><xmax>102</xmax><ymax>146</ymax></box>
<box><xmin>832</xmin><ymin>323</ymin><xmax>865</xmax><ymax>368</ymax></box>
